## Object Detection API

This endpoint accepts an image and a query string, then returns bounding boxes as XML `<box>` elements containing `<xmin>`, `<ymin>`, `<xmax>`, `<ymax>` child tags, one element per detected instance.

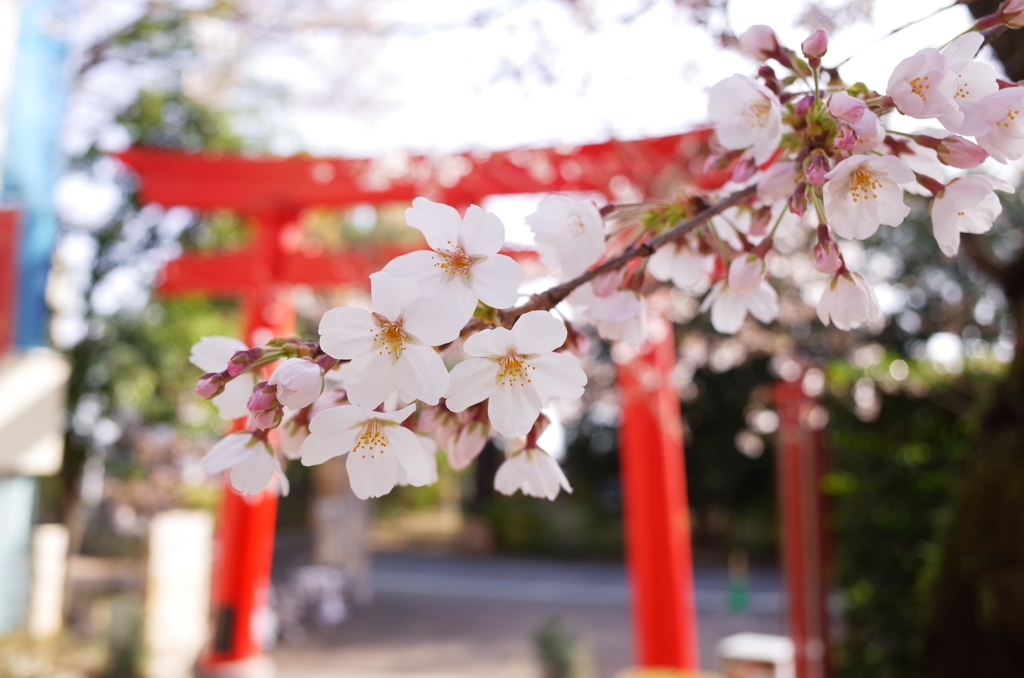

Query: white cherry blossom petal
<box><xmin>229</xmin><ymin>449</ymin><xmax>278</xmax><ymax>496</ymax></box>
<box><xmin>488</xmin><ymin>382</ymin><xmax>543</xmax><ymax>438</ymax></box>
<box><xmin>746</xmin><ymin>282</ymin><xmax>779</xmax><ymax>323</ymax></box>
<box><xmin>201</xmin><ymin>433</ymin><xmax>256</xmax><ymax>474</ymax></box>
<box><xmin>395</xmin><ymin>343</ymin><xmax>450</xmax><ymax>406</ymax></box>
<box><xmin>710</xmin><ymin>288</ymin><xmax>748</xmax><ymax>334</ymax></box>
<box><xmin>385</xmin><ymin>426</ymin><xmax>433</xmax><ymax>487</ymax></box>
<box><xmin>345</xmin><ymin>352</ymin><xmax>401</xmax><ymax>410</ymax></box>
<box><xmin>382</xmin><ymin>250</ymin><xmax>449</xmax><ymax>298</ymax></box>
<box><xmin>459</xmin><ymin>204</ymin><xmax>506</xmax><ymax>256</ymax></box>
<box><xmin>347</xmin><ymin>447</ymin><xmax>399</xmax><ymax>499</ymax></box>
<box><xmin>300</xmin><ymin>433</ymin><xmax>352</xmax><ymax>466</ymax></box>
<box><xmin>405</xmin><ymin>197</ymin><xmax>462</xmax><ymax>251</ymax></box>
<box><xmin>370</xmin><ymin>271</ymin><xmax>420</xmax><ymax>322</ymax></box>
<box><xmin>319</xmin><ymin>307</ymin><xmax>378</xmax><ymax>359</ymax></box>
<box><xmin>510</xmin><ymin>310</ymin><xmax>567</xmax><ymax>355</ymax></box>
<box><xmin>403</xmin><ymin>284</ymin><xmax>477</xmax><ymax>344</ymax></box>
<box><xmin>445</xmin><ymin>359</ymin><xmax>499</xmax><ymax>412</ymax></box>
<box><xmin>190</xmin><ymin>336</ymin><xmax>247</xmax><ymax>373</ymax></box>
<box><xmin>526</xmin><ymin>352</ymin><xmax>587</xmax><ymax>402</ymax></box>
<box><xmin>308</xmin><ymin>404</ymin><xmax>372</xmax><ymax>437</ymax></box>
<box><xmin>463</xmin><ymin>326</ymin><xmax>516</xmax><ymax>358</ymax></box>
<box><xmin>212</xmin><ymin>375</ymin><xmax>256</xmax><ymax>420</ymax></box>
<box><xmin>469</xmin><ymin>254</ymin><xmax>521</xmax><ymax>309</ymax></box>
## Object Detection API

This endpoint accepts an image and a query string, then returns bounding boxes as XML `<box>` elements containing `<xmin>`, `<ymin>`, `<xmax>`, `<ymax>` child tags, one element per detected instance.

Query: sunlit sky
<box><xmin>271</xmin><ymin>0</ymin><xmax>980</xmax><ymax>156</ymax></box>
<box><xmin>48</xmin><ymin>0</ymin><xmax>1014</xmax><ymax>370</ymax></box>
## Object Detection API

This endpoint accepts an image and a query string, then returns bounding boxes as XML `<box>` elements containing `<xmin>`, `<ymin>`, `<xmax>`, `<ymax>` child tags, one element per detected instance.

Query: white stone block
<box><xmin>0</xmin><ymin>349</ymin><xmax>71</xmax><ymax>475</ymax></box>
<box><xmin>717</xmin><ymin>633</ymin><xmax>795</xmax><ymax>678</ymax></box>
<box><xmin>144</xmin><ymin>510</ymin><xmax>215</xmax><ymax>678</ymax></box>
<box><xmin>28</xmin><ymin>523</ymin><xmax>68</xmax><ymax>638</ymax></box>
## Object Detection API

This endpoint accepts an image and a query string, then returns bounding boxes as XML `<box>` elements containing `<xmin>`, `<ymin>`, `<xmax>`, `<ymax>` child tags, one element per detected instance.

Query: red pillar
<box><xmin>203</xmin><ymin>211</ymin><xmax>296</xmax><ymax>672</ymax></box>
<box><xmin>617</xmin><ymin>317</ymin><xmax>699</xmax><ymax>669</ymax></box>
<box><xmin>774</xmin><ymin>378</ymin><xmax>829</xmax><ymax>678</ymax></box>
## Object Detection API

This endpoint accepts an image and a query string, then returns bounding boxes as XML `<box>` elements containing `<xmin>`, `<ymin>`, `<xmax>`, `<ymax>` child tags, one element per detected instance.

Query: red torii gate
<box><xmin>117</xmin><ymin>130</ymin><xmax>752</xmax><ymax>673</ymax></box>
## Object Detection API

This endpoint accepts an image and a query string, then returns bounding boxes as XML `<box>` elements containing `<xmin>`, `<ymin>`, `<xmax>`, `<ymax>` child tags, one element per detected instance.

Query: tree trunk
<box><xmin>918</xmin><ymin>246</ymin><xmax>1024</xmax><ymax>675</ymax></box>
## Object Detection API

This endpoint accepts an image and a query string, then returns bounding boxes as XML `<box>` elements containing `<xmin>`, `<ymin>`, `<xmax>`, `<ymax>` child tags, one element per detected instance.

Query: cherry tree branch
<box><xmin>489</xmin><ymin>185</ymin><xmax>757</xmax><ymax>329</ymax></box>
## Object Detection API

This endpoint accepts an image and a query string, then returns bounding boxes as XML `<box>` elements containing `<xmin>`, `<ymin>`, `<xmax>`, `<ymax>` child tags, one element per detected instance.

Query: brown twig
<box><xmin>486</xmin><ymin>185</ymin><xmax>756</xmax><ymax>329</ymax></box>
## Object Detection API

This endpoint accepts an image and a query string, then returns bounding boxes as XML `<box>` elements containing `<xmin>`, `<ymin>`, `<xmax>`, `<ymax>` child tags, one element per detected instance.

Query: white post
<box><xmin>28</xmin><ymin>523</ymin><xmax>68</xmax><ymax>638</ymax></box>
<box><xmin>144</xmin><ymin>510</ymin><xmax>215</xmax><ymax>678</ymax></box>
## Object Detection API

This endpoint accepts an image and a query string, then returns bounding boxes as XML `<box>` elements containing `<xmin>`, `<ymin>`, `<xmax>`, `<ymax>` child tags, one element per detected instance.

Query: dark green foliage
<box><xmin>826</xmin><ymin>388</ymin><xmax>973</xmax><ymax>677</ymax></box>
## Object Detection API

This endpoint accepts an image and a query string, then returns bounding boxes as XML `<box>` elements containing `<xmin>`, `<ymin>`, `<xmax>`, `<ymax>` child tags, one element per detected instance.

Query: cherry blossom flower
<box><xmin>756</xmin><ymin>161</ymin><xmax>799</xmax><ymax>205</ymax></box>
<box><xmin>930</xmin><ymin>175</ymin><xmax>1013</xmax><ymax>256</ymax></box>
<box><xmin>201</xmin><ymin>433</ymin><xmax>290</xmax><ymax>497</ymax></box>
<box><xmin>383</xmin><ymin>197</ymin><xmax>521</xmax><ymax>328</ymax></box>
<box><xmin>887</xmin><ymin>47</ymin><xmax>958</xmax><ymax>119</ymax></box>
<box><xmin>817</xmin><ymin>270</ymin><xmax>881</xmax><ymax>331</ymax></box>
<box><xmin>969</xmin><ymin>87</ymin><xmax>1024</xmax><ymax>163</ymax></box>
<box><xmin>494</xmin><ymin>445</ymin><xmax>572</xmax><ymax>501</ymax></box>
<box><xmin>525</xmin><ymin>195</ymin><xmax>605</xmax><ymax>278</ymax></box>
<box><xmin>445</xmin><ymin>311</ymin><xmax>587</xmax><ymax>438</ymax></box>
<box><xmin>318</xmin><ymin>272</ymin><xmax>451</xmax><ymax>410</ymax></box>
<box><xmin>648</xmin><ymin>238</ymin><xmax>714</xmax><ymax>291</ymax></box>
<box><xmin>738</xmin><ymin>25</ymin><xmax>779</xmax><ymax>61</ymax></box>
<box><xmin>823</xmin><ymin>155</ymin><xmax>915</xmax><ymax>240</ymax></box>
<box><xmin>299</xmin><ymin>404</ymin><xmax>432</xmax><ymax>499</ymax></box>
<box><xmin>938</xmin><ymin>33</ymin><xmax>999</xmax><ymax>133</ymax></box>
<box><xmin>268</xmin><ymin>358</ymin><xmax>324</xmax><ymax>410</ymax></box>
<box><xmin>700</xmin><ymin>255</ymin><xmax>778</xmax><ymax>334</ymax></box>
<box><xmin>190</xmin><ymin>336</ymin><xmax>257</xmax><ymax>420</ymax></box>
<box><xmin>567</xmin><ymin>284</ymin><xmax>648</xmax><ymax>347</ymax></box>
<box><xmin>849</xmin><ymin>110</ymin><xmax>885</xmax><ymax>153</ymax></box>
<box><xmin>827</xmin><ymin>92</ymin><xmax>867</xmax><ymax>124</ymax></box>
<box><xmin>278</xmin><ymin>389</ymin><xmax>347</xmax><ymax>459</ymax></box>
<box><xmin>708</xmin><ymin>74</ymin><xmax>783</xmax><ymax>164</ymax></box>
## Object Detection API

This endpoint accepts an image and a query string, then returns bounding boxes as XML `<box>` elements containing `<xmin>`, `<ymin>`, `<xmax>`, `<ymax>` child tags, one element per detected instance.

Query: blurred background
<box><xmin>2</xmin><ymin>1</ymin><xmax>1024</xmax><ymax>677</ymax></box>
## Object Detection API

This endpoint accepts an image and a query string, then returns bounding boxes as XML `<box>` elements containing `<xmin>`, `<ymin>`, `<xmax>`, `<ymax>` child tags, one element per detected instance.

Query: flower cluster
<box><xmin>192</xmin><ymin>9</ymin><xmax>1022</xmax><ymax>501</ymax></box>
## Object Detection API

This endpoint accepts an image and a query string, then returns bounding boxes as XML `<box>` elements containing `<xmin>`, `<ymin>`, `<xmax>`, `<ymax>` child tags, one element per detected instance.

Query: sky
<box><xmin>47</xmin><ymin>0</ymin><xmax>1013</xmax><ymax>372</ymax></box>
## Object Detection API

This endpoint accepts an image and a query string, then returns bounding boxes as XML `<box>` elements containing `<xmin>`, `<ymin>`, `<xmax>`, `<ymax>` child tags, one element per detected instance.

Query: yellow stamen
<box><xmin>354</xmin><ymin>419</ymin><xmax>387</xmax><ymax>459</ymax></box>
<box><xmin>373</xmin><ymin>313</ymin><xmax>411</xmax><ymax>359</ymax></box>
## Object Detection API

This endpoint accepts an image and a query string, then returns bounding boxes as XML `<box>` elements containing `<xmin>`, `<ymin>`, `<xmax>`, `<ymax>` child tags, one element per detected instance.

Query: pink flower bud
<box><xmin>835</xmin><ymin>126</ymin><xmax>857</xmax><ymax>151</ymax></box>
<box><xmin>801</xmin><ymin>29</ymin><xmax>829</xmax><ymax>59</ymax></box>
<box><xmin>814</xmin><ymin>241</ymin><xmax>842</xmax><ymax>274</ymax></box>
<box><xmin>936</xmin><ymin>136</ymin><xmax>989</xmax><ymax>169</ymax></box>
<box><xmin>827</xmin><ymin>92</ymin><xmax>867</xmax><ymax>124</ymax></box>
<box><xmin>794</xmin><ymin>94</ymin><xmax>814</xmax><ymax>117</ymax></box>
<box><xmin>253</xmin><ymin>406</ymin><xmax>284</xmax><ymax>430</ymax></box>
<box><xmin>749</xmin><ymin>206</ymin><xmax>772</xmax><ymax>237</ymax></box>
<box><xmin>788</xmin><ymin>183</ymin><xmax>808</xmax><ymax>217</ymax></box>
<box><xmin>813</xmin><ymin>224</ymin><xmax>842</xmax><ymax>274</ymax></box>
<box><xmin>805</xmin><ymin>155</ymin><xmax>830</xmax><ymax>185</ymax></box>
<box><xmin>227</xmin><ymin>348</ymin><xmax>263</xmax><ymax>377</ymax></box>
<box><xmin>1003</xmin><ymin>0</ymin><xmax>1024</xmax><ymax>27</ymax></box>
<box><xmin>195</xmin><ymin>373</ymin><xmax>227</xmax><ymax>399</ymax></box>
<box><xmin>247</xmin><ymin>381</ymin><xmax>278</xmax><ymax>412</ymax></box>
<box><xmin>731</xmin><ymin>157</ymin><xmax>757</xmax><ymax>183</ymax></box>
<box><xmin>738</xmin><ymin>25</ymin><xmax>779</xmax><ymax>61</ymax></box>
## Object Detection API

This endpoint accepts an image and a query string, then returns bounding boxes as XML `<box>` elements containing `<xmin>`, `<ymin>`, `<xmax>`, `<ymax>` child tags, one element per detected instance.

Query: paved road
<box><xmin>269</xmin><ymin>545</ymin><xmax>786</xmax><ymax>678</ymax></box>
